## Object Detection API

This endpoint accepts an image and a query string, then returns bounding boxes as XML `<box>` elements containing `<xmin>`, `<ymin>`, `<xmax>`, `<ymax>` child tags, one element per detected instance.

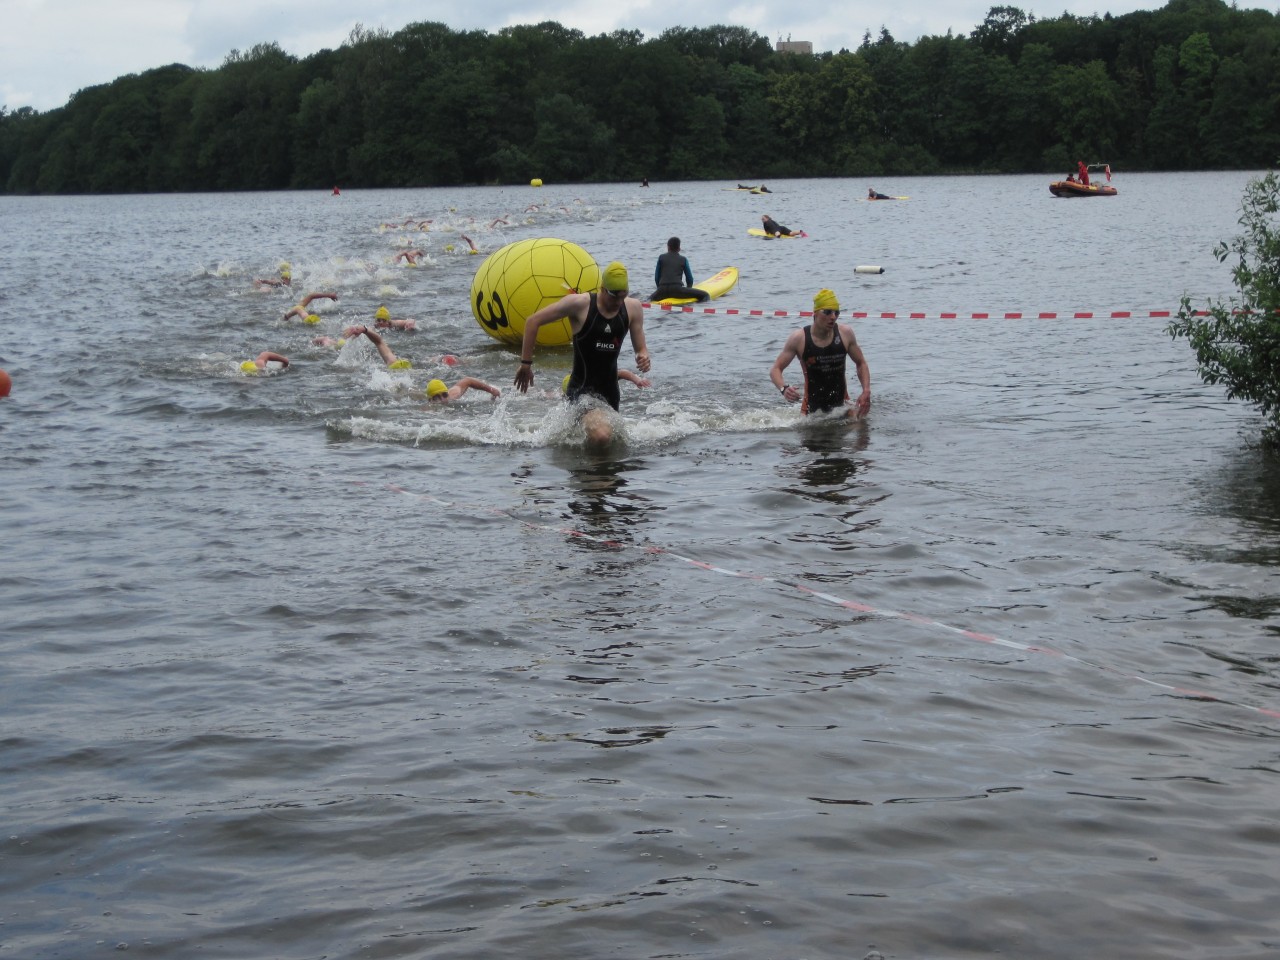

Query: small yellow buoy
<box><xmin>530</xmin><ymin>178</ymin><xmax>543</xmax><ymax>188</ymax></box>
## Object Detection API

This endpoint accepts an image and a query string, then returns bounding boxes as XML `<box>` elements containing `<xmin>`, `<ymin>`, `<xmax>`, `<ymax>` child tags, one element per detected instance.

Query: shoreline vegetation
<box><xmin>2</xmin><ymin>0</ymin><xmax>1278</xmax><ymax>195</ymax></box>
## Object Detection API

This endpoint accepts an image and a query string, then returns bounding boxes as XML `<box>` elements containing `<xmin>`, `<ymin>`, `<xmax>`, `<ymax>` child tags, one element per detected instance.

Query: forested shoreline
<box><xmin>1</xmin><ymin>0</ymin><xmax>1277</xmax><ymax>194</ymax></box>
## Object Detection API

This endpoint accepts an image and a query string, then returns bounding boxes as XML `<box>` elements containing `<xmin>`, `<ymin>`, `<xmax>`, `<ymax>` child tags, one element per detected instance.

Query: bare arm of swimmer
<box><xmin>625</xmin><ymin>299</ymin><xmax>651</xmax><ymax>373</ymax></box>
<box><xmin>839</xmin><ymin>322</ymin><xmax>871</xmax><ymax>417</ymax></box>
<box><xmin>769</xmin><ymin>328</ymin><xmax>806</xmax><ymax>403</ymax></box>
<box><xmin>512</xmin><ymin>293</ymin><xmax>591</xmax><ymax>392</ymax></box>
<box><xmin>351</xmin><ymin>326</ymin><xmax>399</xmax><ymax>367</ymax></box>
<box><xmin>452</xmin><ymin>377</ymin><xmax>501</xmax><ymax>399</ymax></box>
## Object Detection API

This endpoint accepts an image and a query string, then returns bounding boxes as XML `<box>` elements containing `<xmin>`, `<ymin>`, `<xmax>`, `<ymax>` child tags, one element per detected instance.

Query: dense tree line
<box><xmin>2</xmin><ymin>0</ymin><xmax>1278</xmax><ymax>194</ymax></box>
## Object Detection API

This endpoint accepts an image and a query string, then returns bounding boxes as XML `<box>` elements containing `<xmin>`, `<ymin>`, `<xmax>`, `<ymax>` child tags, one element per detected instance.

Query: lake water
<box><xmin>3</xmin><ymin>172</ymin><xmax>1280</xmax><ymax>959</ymax></box>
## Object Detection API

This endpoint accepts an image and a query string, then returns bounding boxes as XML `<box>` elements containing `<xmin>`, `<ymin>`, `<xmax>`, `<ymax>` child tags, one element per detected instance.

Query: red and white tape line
<box><xmin>374</xmin><ymin>481</ymin><xmax>1280</xmax><ymax>723</ymax></box>
<box><xmin>642</xmin><ymin>304</ymin><xmax>1185</xmax><ymax>319</ymax></box>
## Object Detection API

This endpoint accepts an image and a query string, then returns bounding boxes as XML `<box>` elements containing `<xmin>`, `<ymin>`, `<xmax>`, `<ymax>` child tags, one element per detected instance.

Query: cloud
<box><xmin>2</xmin><ymin>0</ymin><xmax>190</xmax><ymax>109</ymax></box>
<box><xmin>1</xmin><ymin>0</ymin><xmax>1160</xmax><ymax>112</ymax></box>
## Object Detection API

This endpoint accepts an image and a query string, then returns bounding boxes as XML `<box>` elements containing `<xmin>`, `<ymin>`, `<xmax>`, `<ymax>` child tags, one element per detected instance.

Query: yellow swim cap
<box><xmin>813</xmin><ymin>289</ymin><xmax>841</xmax><ymax>312</ymax></box>
<box><xmin>601</xmin><ymin>261</ymin><xmax>629</xmax><ymax>293</ymax></box>
<box><xmin>240</xmin><ymin>360</ymin><xmax>259</xmax><ymax>374</ymax></box>
<box><xmin>562</xmin><ymin>374</ymin><xmax>571</xmax><ymax>393</ymax></box>
<box><xmin>426</xmin><ymin>379</ymin><xmax>448</xmax><ymax>398</ymax></box>
<box><xmin>375</xmin><ymin>306</ymin><xmax>390</xmax><ymax>321</ymax></box>
<box><xmin>389</xmin><ymin>359</ymin><xmax>412</xmax><ymax>370</ymax></box>
<box><xmin>304</xmin><ymin>313</ymin><xmax>320</xmax><ymax>324</ymax></box>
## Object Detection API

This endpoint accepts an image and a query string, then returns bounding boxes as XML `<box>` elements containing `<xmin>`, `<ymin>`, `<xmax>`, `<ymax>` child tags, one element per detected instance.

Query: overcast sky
<box><xmin>3</xmin><ymin>0</ymin><xmax>1162</xmax><ymax>113</ymax></box>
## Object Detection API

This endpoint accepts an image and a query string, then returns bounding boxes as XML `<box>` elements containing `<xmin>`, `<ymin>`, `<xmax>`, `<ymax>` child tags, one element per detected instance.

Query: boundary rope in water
<box><xmin>376</xmin><ymin>481</ymin><xmax>1280</xmax><ymax>723</ymax></box>
<box><xmin>644</xmin><ymin>305</ymin><xmax>1280</xmax><ymax>319</ymax></box>
<box><xmin>642</xmin><ymin>304</ymin><xmax>1188</xmax><ymax>319</ymax></box>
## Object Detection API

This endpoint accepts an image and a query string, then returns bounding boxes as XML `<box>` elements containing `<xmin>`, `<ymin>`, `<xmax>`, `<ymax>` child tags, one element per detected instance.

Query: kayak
<box><xmin>653</xmin><ymin>267</ymin><xmax>739</xmax><ymax>305</ymax></box>
<box><xmin>747</xmin><ymin>228</ymin><xmax>807</xmax><ymax>239</ymax></box>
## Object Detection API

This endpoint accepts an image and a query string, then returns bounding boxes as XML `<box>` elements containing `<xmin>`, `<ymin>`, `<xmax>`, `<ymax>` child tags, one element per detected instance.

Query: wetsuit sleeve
<box><xmin>654</xmin><ymin>258</ymin><xmax>662</xmax><ymax>287</ymax></box>
<box><xmin>682</xmin><ymin>257</ymin><xmax>693</xmax><ymax>286</ymax></box>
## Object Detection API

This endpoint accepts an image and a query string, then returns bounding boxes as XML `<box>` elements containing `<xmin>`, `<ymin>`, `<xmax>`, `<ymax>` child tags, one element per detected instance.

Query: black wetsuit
<box><xmin>800</xmin><ymin>324</ymin><xmax>849</xmax><ymax>414</ymax></box>
<box><xmin>761</xmin><ymin>217</ymin><xmax>793</xmax><ymax>237</ymax></box>
<box><xmin>566</xmin><ymin>294</ymin><xmax>629</xmax><ymax>410</ymax></box>
<box><xmin>649</xmin><ymin>251</ymin><xmax>708</xmax><ymax>302</ymax></box>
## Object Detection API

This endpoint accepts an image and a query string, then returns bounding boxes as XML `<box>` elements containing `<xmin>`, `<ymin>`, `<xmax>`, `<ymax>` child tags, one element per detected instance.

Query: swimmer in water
<box><xmin>372</xmin><ymin>305</ymin><xmax>416</xmax><ymax>331</ymax></box>
<box><xmin>394</xmin><ymin>249</ymin><xmax>426</xmax><ymax>265</ymax></box>
<box><xmin>283</xmin><ymin>291</ymin><xmax>338</xmax><ymax>322</ymax></box>
<box><xmin>425</xmin><ymin>377</ymin><xmax>501</xmax><ymax>403</ymax></box>
<box><xmin>240</xmin><ymin>351</ymin><xmax>290</xmax><ymax>374</ymax></box>
<box><xmin>347</xmin><ymin>326</ymin><xmax>413</xmax><ymax>369</ymax></box>
<box><xmin>253</xmin><ymin>263</ymin><xmax>292</xmax><ymax>289</ymax></box>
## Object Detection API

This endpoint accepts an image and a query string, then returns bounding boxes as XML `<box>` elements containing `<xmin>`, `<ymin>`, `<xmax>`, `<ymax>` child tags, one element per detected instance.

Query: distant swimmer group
<box><xmin>513</xmin><ymin>260</ymin><xmax>651</xmax><ymax>447</ymax></box>
<box><xmin>225</xmin><ymin>218</ymin><xmax>520</xmax><ymax>417</ymax></box>
<box><xmin>769</xmin><ymin>288</ymin><xmax>871</xmax><ymax>418</ymax></box>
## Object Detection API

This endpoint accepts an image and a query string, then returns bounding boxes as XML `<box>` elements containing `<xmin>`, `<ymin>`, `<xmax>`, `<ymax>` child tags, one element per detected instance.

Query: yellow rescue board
<box><xmin>653</xmin><ymin>267</ymin><xmax>739</xmax><ymax>305</ymax></box>
<box><xmin>747</xmin><ymin>228</ymin><xmax>806</xmax><ymax>239</ymax></box>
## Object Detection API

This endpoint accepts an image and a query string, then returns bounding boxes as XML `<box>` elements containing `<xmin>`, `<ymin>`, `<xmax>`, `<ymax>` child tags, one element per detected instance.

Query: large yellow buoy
<box><xmin>471</xmin><ymin>238</ymin><xmax>599</xmax><ymax>346</ymax></box>
<box><xmin>530</xmin><ymin>178</ymin><xmax>543</xmax><ymax>187</ymax></box>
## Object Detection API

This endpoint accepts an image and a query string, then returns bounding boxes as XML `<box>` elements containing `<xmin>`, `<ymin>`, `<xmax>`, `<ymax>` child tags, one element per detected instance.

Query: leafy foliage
<box><xmin>1169</xmin><ymin>166</ymin><xmax>1280</xmax><ymax>444</ymax></box>
<box><xmin>3</xmin><ymin>0</ymin><xmax>1280</xmax><ymax>192</ymax></box>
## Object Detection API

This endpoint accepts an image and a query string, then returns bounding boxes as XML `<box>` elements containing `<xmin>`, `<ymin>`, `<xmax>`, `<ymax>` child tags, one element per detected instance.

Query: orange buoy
<box><xmin>0</xmin><ymin>368</ymin><xmax>11</xmax><ymax>397</ymax></box>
